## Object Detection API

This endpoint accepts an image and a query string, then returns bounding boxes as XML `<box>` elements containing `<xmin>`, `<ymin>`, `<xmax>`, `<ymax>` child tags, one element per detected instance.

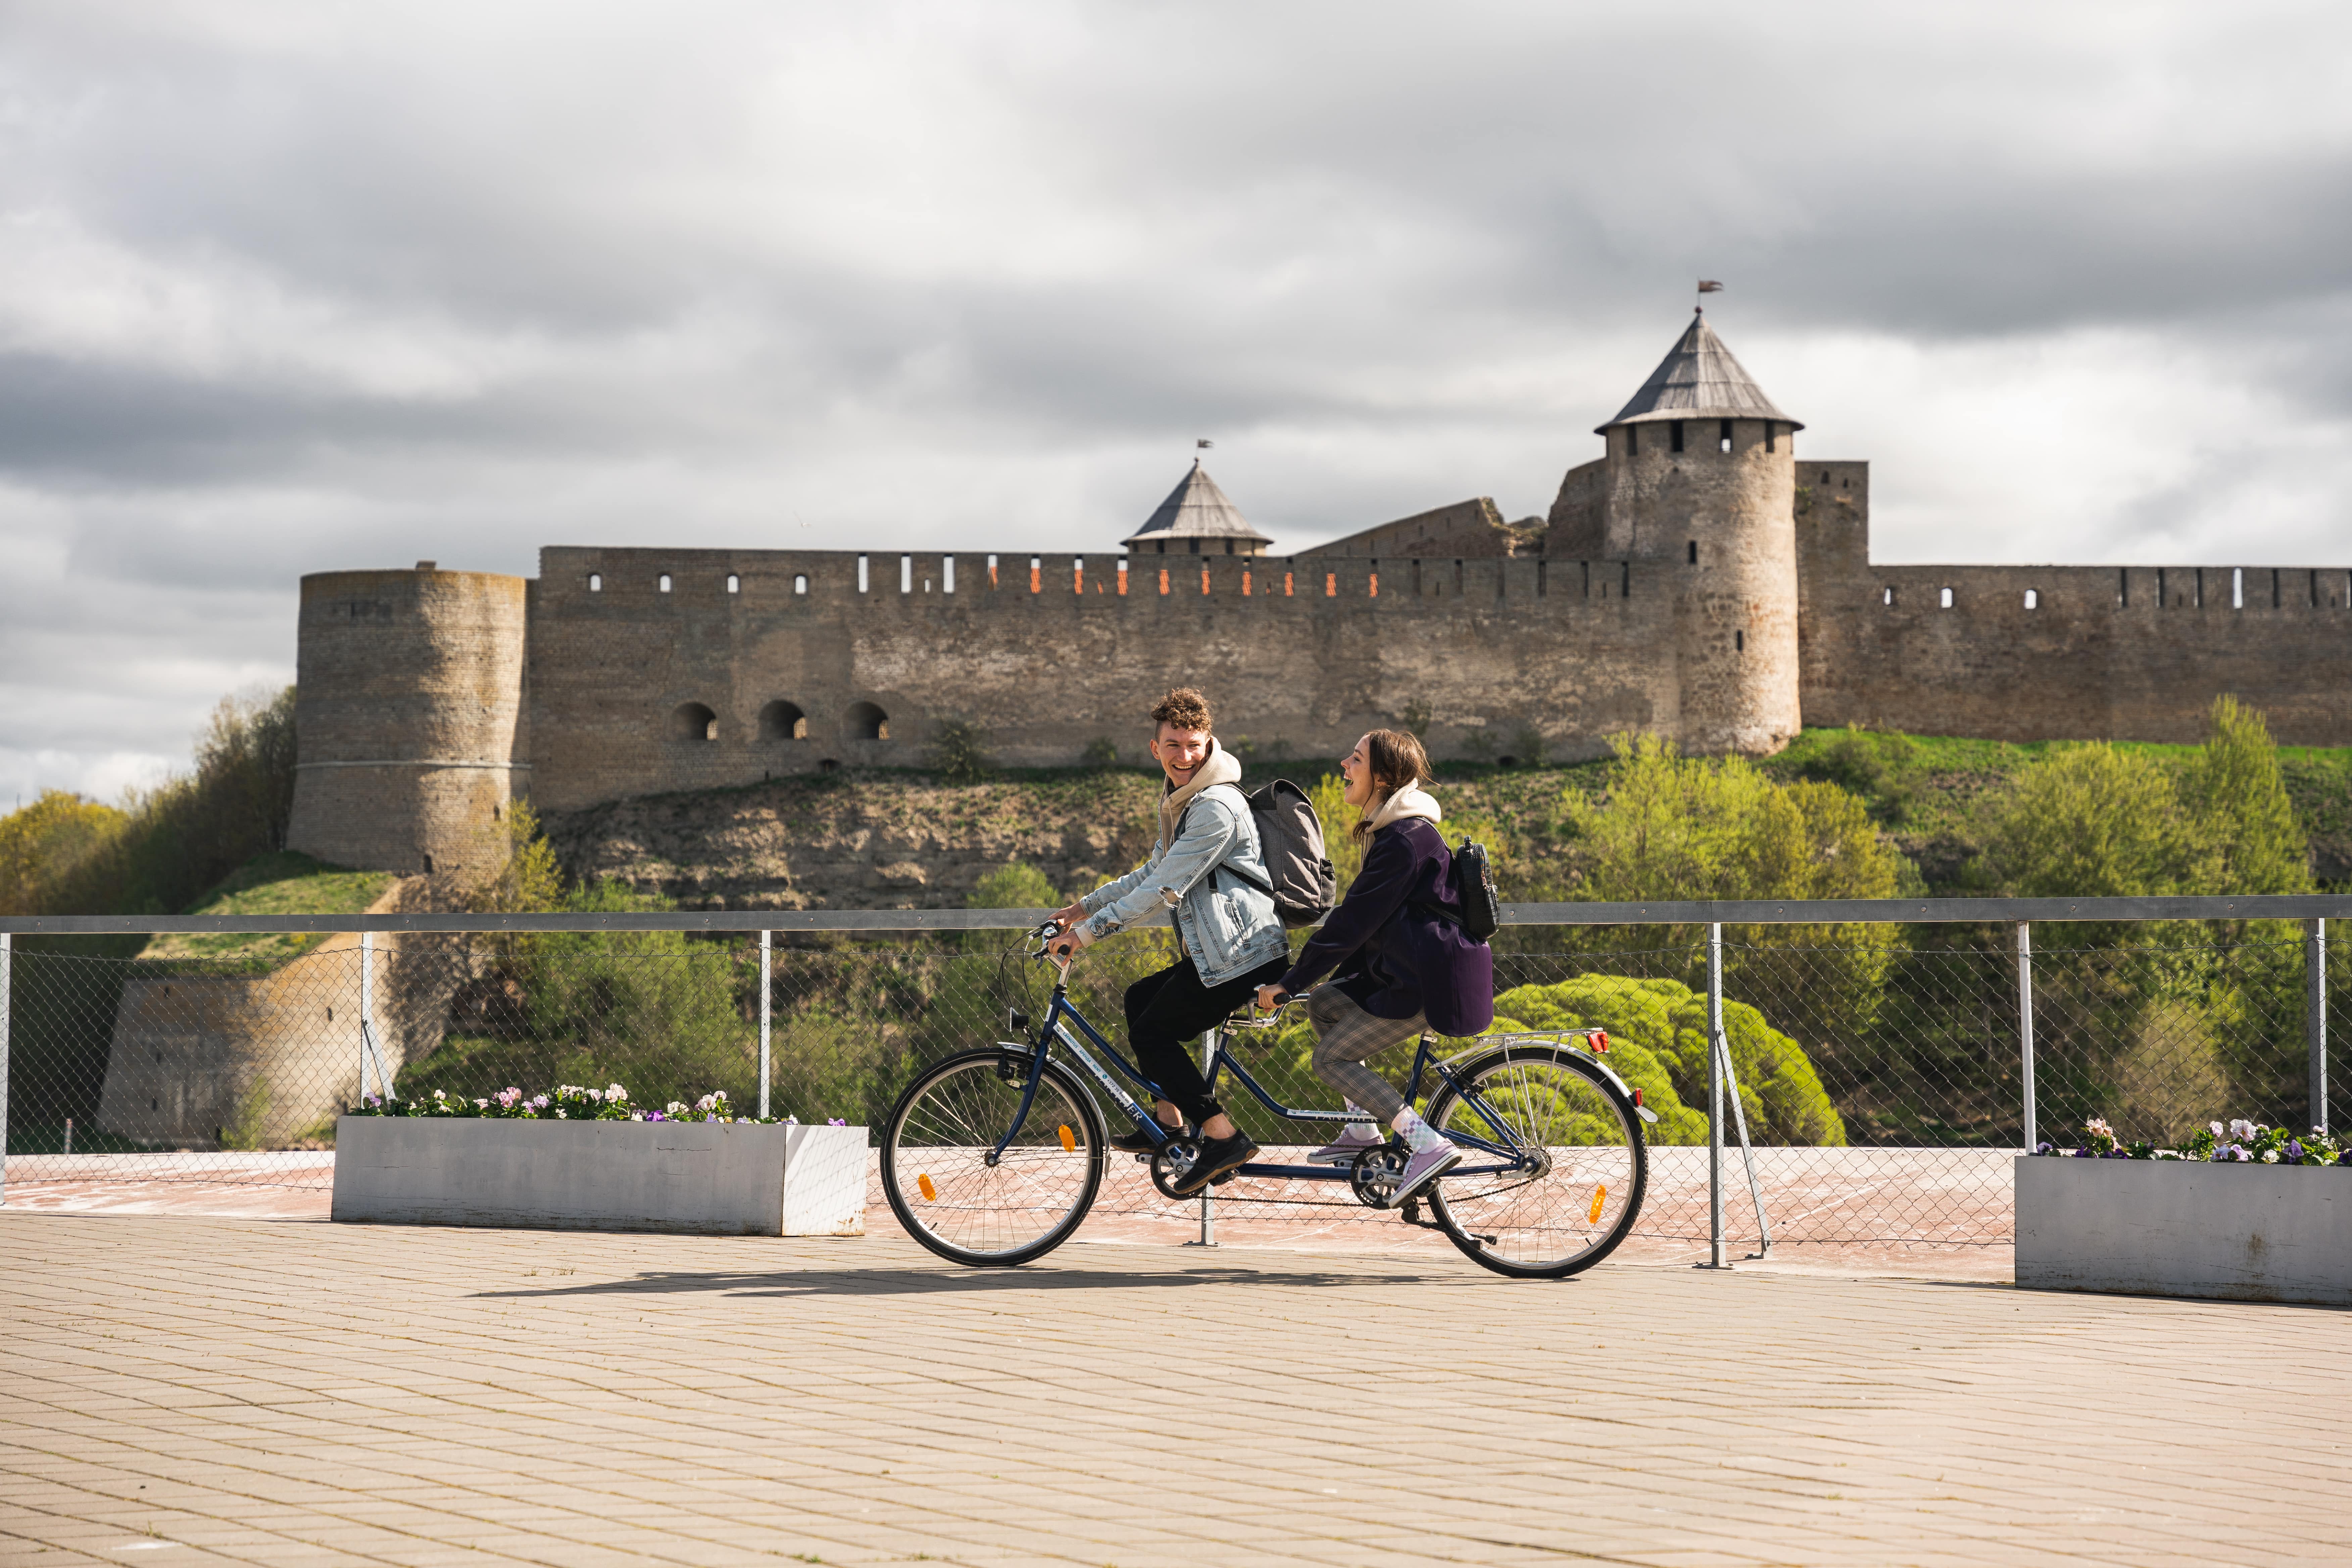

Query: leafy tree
<box><xmin>0</xmin><ymin>792</ymin><xmax>126</xmax><ymax>915</ymax></box>
<box><xmin>926</xmin><ymin>720</ymin><xmax>992</xmax><ymax>784</ymax></box>
<box><xmin>2179</xmin><ymin>695</ymin><xmax>2310</xmax><ymax>896</ymax></box>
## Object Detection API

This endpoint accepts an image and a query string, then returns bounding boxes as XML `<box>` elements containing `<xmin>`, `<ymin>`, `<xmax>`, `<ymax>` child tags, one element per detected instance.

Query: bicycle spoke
<box><xmin>1429</xmin><ymin>1049</ymin><xmax>1644</xmax><ymax>1277</ymax></box>
<box><xmin>885</xmin><ymin>1054</ymin><xmax>1099</xmax><ymax>1265</ymax></box>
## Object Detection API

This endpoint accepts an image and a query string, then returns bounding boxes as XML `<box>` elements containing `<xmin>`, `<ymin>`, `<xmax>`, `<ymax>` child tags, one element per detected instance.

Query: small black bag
<box><xmin>1416</xmin><ymin>837</ymin><xmax>1499</xmax><ymax>942</ymax></box>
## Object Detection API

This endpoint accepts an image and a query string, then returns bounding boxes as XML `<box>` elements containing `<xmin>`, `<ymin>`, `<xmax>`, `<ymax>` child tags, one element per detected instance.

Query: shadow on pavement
<box><xmin>481</xmin><ymin>1263</ymin><xmax>1465</xmax><ymax>1300</ymax></box>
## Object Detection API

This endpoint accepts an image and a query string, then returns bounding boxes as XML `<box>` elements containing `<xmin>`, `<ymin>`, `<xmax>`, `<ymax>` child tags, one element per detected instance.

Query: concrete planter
<box><xmin>2015</xmin><ymin>1156</ymin><xmax>2352</xmax><ymax>1306</ymax></box>
<box><xmin>332</xmin><ymin>1117</ymin><xmax>867</xmax><ymax>1236</ymax></box>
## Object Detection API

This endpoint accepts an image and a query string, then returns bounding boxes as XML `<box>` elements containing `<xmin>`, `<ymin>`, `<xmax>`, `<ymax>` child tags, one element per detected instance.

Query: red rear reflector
<box><xmin>1591</xmin><ymin>1030</ymin><xmax>1610</xmax><ymax>1052</ymax></box>
<box><xmin>1633</xmin><ymin>1088</ymin><xmax>1644</xmax><ymax>1108</ymax></box>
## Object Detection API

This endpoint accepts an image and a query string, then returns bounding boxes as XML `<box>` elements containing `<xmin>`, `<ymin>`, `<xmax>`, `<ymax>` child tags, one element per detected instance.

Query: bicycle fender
<box><xmin>1580</xmin><ymin>1056</ymin><xmax>1658</xmax><ymax>1123</ymax></box>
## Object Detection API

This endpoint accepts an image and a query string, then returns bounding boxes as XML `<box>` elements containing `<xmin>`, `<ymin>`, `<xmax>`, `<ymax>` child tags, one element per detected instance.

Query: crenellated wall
<box><xmin>1797</xmin><ymin>465</ymin><xmax>2352</xmax><ymax>744</ymax></box>
<box><xmin>522</xmin><ymin>546</ymin><xmax>1676</xmax><ymax>813</ymax></box>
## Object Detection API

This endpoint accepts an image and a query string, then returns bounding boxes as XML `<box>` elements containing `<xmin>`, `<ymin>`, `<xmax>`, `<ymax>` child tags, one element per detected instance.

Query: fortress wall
<box><xmin>525</xmin><ymin>545</ymin><xmax>1678</xmax><ymax>813</ymax></box>
<box><xmin>1799</xmin><ymin>489</ymin><xmax>2352</xmax><ymax>743</ymax></box>
<box><xmin>286</xmin><ymin>569</ymin><xmax>528</xmax><ymax>874</ymax></box>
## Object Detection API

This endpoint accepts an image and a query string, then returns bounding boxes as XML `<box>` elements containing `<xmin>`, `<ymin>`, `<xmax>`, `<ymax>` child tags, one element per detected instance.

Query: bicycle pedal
<box><xmin>1209</xmin><ymin>1169</ymin><xmax>1239</xmax><ymax>1186</ymax></box>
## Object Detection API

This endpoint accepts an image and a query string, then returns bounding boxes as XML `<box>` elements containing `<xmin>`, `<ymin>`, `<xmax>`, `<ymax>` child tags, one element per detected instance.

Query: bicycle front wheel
<box><xmin>1424</xmin><ymin>1043</ymin><xmax>1647</xmax><ymax>1279</ymax></box>
<box><xmin>881</xmin><ymin>1049</ymin><xmax>1105</xmax><ymax>1267</ymax></box>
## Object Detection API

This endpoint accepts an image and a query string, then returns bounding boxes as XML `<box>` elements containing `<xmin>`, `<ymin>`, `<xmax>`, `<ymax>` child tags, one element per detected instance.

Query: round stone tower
<box><xmin>285</xmin><ymin>565</ymin><xmax>530</xmax><ymax>874</ymax></box>
<box><xmin>1593</xmin><ymin>311</ymin><xmax>1803</xmax><ymax>755</ymax></box>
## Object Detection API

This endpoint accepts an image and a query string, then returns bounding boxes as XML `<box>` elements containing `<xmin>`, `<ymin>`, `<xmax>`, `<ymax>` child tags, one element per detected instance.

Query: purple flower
<box><xmin>828</xmin><ymin>1118</ymin><xmax>847</xmax><ymax>1127</ymax></box>
<box><xmin>2035</xmin><ymin>1141</ymin><xmax>2054</xmax><ymax>1156</ymax></box>
<box><xmin>2287</xmin><ymin>1140</ymin><xmax>2306</xmax><ymax>1164</ymax></box>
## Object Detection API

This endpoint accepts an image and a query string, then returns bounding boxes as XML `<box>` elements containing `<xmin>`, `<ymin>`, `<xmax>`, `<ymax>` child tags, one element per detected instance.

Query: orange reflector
<box><xmin>1591</xmin><ymin>1030</ymin><xmax>1610</xmax><ymax>1052</ymax></box>
<box><xmin>917</xmin><ymin>1174</ymin><xmax>938</xmax><ymax>1202</ymax></box>
<box><xmin>1057</xmin><ymin>1124</ymin><xmax>1076</xmax><ymax>1153</ymax></box>
<box><xmin>1588</xmin><ymin>1185</ymin><xmax>1607</xmax><ymax>1224</ymax></box>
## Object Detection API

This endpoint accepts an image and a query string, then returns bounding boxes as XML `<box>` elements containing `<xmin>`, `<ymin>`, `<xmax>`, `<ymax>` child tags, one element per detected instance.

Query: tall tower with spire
<box><xmin>1588</xmin><ymin>310</ymin><xmax>1804</xmax><ymax>754</ymax></box>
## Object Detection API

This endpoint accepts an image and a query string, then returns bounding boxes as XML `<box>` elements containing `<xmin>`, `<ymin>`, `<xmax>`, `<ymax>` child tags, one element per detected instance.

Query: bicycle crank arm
<box><xmin>1393</xmin><ymin>1197</ymin><xmax>1496</xmax><ymax>1242</ymax></box>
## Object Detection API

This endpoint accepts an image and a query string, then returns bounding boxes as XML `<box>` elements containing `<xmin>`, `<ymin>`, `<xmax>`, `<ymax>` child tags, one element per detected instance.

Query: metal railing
<box><xmin>3</xmin><ymin>897</ymin><xmax>2342</xmax><ymax>1257</ymax></box>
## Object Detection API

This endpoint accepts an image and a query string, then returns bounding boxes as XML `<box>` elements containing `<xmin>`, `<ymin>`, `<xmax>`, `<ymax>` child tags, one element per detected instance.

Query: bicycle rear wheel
<box><xmin>1424</xmin><ymin>1043</ymin><xmax>1647</xmax><ymax>1279</ymax></box>
<box><xmin>881</xmin><ymin>1049</ymin><xmax>1105</xmax><ymax>1267</ymax></box>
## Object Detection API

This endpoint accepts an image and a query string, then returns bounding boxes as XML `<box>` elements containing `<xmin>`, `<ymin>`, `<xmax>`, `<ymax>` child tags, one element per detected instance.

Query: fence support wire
<box><xmin>1705</xmin><ymin>923</ymin><xmax>1727</xmax><ymax>1268</ymax></box>
<box><xmin>2017</xmin><ymin>922</ymin><xmax>2037</xmax><ymax>1152</ymax></box>
<box><xmin>1715</xmin><ymin>1024</ymin><xmax>1773</xmax><ymax>1257</ymax></box>
<box><xmin>2308</xmin><ymin>918</ymin><xmax>2328</xmax><ymax>1134</ymax></box>
<box><xmin>759</xmin><ymin>929</ymin><xmax>773</xmax><ymax>1121</ymax></box>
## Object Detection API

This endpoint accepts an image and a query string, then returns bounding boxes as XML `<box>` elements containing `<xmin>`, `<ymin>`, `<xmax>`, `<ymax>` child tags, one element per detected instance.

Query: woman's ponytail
<box><xmin>1351</xmin><ymin>728</ymin><xmax>1434</xmax><ymax>840</ymax></box>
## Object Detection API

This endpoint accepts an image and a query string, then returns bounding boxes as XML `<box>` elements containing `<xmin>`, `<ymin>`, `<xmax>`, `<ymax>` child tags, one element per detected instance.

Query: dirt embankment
<box><xmin>540</xmin><ymin>771</ymin><xmax>1171</xmax><ymax>909</ymax></box>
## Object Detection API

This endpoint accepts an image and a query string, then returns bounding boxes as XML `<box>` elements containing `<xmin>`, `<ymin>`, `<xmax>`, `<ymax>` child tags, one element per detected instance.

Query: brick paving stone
<box><xmin>3</xmin><ymin>1213</ymin><xmax>2350</xmax><ymax>1565</ymax></box>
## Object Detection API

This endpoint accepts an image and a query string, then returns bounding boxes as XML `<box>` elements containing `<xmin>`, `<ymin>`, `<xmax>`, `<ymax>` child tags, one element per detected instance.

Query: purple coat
<box><xmin>1278</xmin><ymin>817</ymin><xmax>1495</xmax><ymax>1036</ymax></box>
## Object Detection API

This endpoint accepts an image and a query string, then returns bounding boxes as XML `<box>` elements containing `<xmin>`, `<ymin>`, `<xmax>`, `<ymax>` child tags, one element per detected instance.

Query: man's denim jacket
<box><xmin>1077</xmin><ymin>784</ymin><xmax>1288</xmax><ymax>987</ymax></box>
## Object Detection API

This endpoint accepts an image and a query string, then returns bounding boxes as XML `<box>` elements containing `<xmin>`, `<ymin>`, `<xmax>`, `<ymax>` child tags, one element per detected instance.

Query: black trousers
<box><xmin>1124</xmin><ymin>954</ymin><xmax>1292</xmax><ymax>1125</ymax></box>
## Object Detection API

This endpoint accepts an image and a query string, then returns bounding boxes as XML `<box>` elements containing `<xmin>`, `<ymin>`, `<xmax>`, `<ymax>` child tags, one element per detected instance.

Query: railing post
<box><xmin>359</xmin><ymin>930</ymin><xmax>375</xmax><ymax>1099</ymax></box>
<box><xmin>1188</xmin><ymin>1026</ymin><xmax>1218</xmax><ymax>1247</ymax></box>
<box><xmin>1706</xmin><ymin>922</ymin><xmax>1726</xmax><ymax>1269</ymax></box>
<box><xmin>2017</xmin><ymin>922</ymin><xmax>2036</xmax><ymax>1151</ymax></box>
<box><xmin>2308</xmin><ymin>918</ymin><xmax>2328</xmax><ymax>1134</ymax></box>
<box><xmin>0</xmin><ymin>932</ymin><xmax>11</xmax><ymax>1206</ymax></box>
<box><xmin>759</xmin><ymin>929</ymin><xmax>773</xmax><ymax>1121</ymax></box>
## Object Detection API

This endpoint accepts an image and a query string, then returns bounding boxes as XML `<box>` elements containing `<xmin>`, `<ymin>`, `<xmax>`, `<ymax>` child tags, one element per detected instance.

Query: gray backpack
<box><xmin>1220</xmin><ymin>780</ymin><xmax>1337</xmax><ymax>928</ymax></box>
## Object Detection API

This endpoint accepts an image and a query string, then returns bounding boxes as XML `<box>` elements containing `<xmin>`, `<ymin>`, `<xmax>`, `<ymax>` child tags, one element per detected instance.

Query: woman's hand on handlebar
<box><xmin>1253</xmin><ymin>983</ymin><xmax>1292</xmax><ymax>1014</ymax></box>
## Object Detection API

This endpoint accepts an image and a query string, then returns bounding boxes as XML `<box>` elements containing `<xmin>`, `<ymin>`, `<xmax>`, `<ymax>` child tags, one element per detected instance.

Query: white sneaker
<box><xmin>1390</xmin><ymin>1140</ymin><xmax>1464</xmax><ymax>1204</ymax></box>
<box><xmin>1307</xmin><ymin>1125</ymin><xmax>1387</xmax><ymax>1165</ymax></box>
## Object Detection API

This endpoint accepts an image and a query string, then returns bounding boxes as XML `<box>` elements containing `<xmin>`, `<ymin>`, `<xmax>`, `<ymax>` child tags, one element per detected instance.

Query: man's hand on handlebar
<box><xmin>1047</xmin><ymin>900</ymin><xmax>1088</xmax><ymax>933</ymax></box>
<box><xmin>1044</xmin><ymin>924</ymin><xmax>1089</xmax><ymax>962</ymax></box>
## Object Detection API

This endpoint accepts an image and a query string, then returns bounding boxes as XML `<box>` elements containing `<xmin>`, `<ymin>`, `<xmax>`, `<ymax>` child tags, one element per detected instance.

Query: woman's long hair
<box><xmin>1351</xmin><ymin>728</ymin><xmax>1433</xmax><ymax>840</ymax></box>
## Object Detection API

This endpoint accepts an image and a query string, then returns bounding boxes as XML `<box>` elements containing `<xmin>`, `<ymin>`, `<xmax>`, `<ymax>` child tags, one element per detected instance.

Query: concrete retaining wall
<box><xmin>2015</xmin><ymin>1157</ymin><xmax>2352</xmax><ymax>1306</ymax></box>
<box><xmin>332</xmin><ymin>1117</ymin><xmax>867</xmax><ymax>1236</ymax></box>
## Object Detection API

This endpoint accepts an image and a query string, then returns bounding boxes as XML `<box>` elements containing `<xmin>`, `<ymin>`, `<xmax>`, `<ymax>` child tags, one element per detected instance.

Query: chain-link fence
<box><xmin>2</xmin><ymin>903</ymin><xmax>2343</xmax><ymax>1252</ymax></box>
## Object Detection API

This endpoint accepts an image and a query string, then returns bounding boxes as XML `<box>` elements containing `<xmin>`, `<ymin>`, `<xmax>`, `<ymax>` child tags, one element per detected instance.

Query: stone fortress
<box><xmin>286</xmin><ymin>312</ymin><xmax>2352</xmax><ymax>878</ymax></box>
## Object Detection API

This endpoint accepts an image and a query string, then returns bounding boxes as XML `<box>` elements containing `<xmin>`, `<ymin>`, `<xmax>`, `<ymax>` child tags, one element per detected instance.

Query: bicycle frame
<box><xmin>995</xmin><ymin>966</ymin><xmax>1540</xmax><ymax>1184</ymax></box>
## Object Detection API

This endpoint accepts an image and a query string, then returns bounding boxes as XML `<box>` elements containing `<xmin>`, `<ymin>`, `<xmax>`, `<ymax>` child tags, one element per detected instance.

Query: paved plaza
<box><xmin>2</xmin><ymin>1212</ymin><xmax>2347</xmax><ymax>1567</ymax></box>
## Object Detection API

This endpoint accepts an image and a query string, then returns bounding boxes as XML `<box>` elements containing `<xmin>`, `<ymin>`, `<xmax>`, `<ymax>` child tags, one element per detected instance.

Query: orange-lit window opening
<box><xmin>1284</xmin><ymin>572</ymin><xmax>1294</xmax><ymax>596</ymax></box>
<box><xmin>1159</xmin><ymin>569</ymin><xmax>1170</xmax><ymax>595</ymax></box>
<box><xmin>1200</xmin><ymin>568</ymin><xmax>1212</xmax><ymax>595</ymax></box>
<box><xmin>1325</xmin><ymin>573</ymin><xmax>1337</xmax><ymax>597</ymax></box>
<box><xmin>1242</xmin><ymin>570</ymin><xmax>1252</xmax><ymax>596</ymax></box>
<box><xmin>1074</xmin><ymin>560</ymin><xmax>1084</xmax><ymax>593</ymax></box>
<box><xmin>1117</xmin><ymin>561</ymin><xmax>1128</xmax><ymax>595</ymax></box>
<box><xmin>988</xmin><ymin>554</ymin><xmax>999</xmax><ymax>589</ymax></box>
<box><xmin>1029</xmin><ymin>557</ymin><xmax>1041</xmax><ymax>593</ymax></box>
<box><xmin>1368</xmin><ymin>573</ymin><xmax>1379</xmax><ymax>597</ymax></box>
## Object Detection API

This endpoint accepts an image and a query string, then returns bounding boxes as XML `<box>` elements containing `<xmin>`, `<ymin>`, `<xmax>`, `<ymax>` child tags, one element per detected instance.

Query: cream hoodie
<box><xmin>1157</xmin><ymin>740</ymin><xmax>1244</xmax><ymax>853</ymax></box>
<box><xmin>1364</xmin><ymin>783</ymin><xmax>1442</xmax><ymax>834</ymax></box>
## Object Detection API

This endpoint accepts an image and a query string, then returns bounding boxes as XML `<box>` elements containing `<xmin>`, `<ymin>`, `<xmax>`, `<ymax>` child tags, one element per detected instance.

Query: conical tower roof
<box><xmin>1596</xmin><ymin>311</ymin><xmax>1801</xmax><ymax>433</ymax></box>
<box><xmin>1120</xmin><ymin>460</ymin><xmax>1273</xmax><ymax>551</ymax></box>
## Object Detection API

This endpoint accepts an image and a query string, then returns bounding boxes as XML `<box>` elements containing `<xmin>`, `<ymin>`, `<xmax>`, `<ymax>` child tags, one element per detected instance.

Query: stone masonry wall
<box><xmin>524</xmin><ymin>548</ymin><xmax>1676</xmax><ymax>814</ymax></box>
<box><xmin>1798</xmin><ymin>463</ymin><xmax>2352</xmax><ymax>744</ymax></box>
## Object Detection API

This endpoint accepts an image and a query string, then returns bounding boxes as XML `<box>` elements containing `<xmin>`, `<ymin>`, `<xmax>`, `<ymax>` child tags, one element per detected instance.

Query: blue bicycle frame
<box><xmin>995</xmin><ymin>969</ymin><xmax>1539</xmax><ymax>1184</ymax></box>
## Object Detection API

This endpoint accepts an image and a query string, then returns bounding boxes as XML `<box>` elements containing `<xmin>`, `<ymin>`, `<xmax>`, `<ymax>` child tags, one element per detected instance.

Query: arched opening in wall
<box><xmin>1882</xmin><ymin>586</ymin><xmax>1896</xmax><ymax>606</ymax></box>
<box><xmin>1719</xmin><ymin>419</ymin><xmax>1733</xmax><ymax>453</ymax></box>
<box><xmin>659</xmin><ymin>574</ymin><xmax>672</xmax><ymax>593</ymax></box>
<box><xmin>758</xmin><ymin>700</ymin><xmax>808</xmax><ymax>741</ymax></box>
<box><xmin>1940</xmin><ymin>587</ymin><xmax>1954</xmax><ymax>609</ymax></box>
<box><xmin>2024</xmin><ymin>590</ymin><xmax>2040</xmax><ymax>609</ymax></box>
<box><xmin>727</xmin><ymin>574</ymin><xmax>740</xmax><ymax>594</ymax></box>
<box><xmin>1670</xmin><ymin>421</ymin><xmax>1685</xmax><ymax>453</ymax></box>
<box><xmin>1735</xmin><ymin>630</ymin><xmax>1745</xmax><ymax>652</ymax></box>
<box><xmin>671</xmin><ymin>702</ymin><xmax>718</xmax><ymax>741</ymax></box>
<box><xmin>794</xmin><ymin>574</ymin><xmax>808</xmax><ymax>595</ymax></box>
<box><xmin>1687</xmin><ymin>541</ymin><xmax>1698</xmax><ymax>565</ymax></box>
<box><xmin>845</xmin><ymin>701</ymin><xmax>889</xmax><ymax>741</ymax></box>
<box><xmin>588</xmin><ymin>573</ymin><xmax>602</xmax><ymax>592</ymax></box>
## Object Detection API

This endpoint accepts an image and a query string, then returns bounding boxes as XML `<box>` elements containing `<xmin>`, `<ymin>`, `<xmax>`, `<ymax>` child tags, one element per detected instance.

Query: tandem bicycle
<box><xmin>880</xmin><ymin>922</ymin><xmax>1656</xmax><ymax>1278</ymax></box>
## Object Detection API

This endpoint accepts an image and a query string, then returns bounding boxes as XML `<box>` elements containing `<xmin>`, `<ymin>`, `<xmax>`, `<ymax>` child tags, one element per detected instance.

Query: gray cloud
<box><xmin>3</xmin><ymin>0</ymin><xmax>2348</xmax><ymax>804</ymax></box>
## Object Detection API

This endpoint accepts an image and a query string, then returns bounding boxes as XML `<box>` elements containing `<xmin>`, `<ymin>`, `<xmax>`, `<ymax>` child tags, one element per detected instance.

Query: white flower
<box><xmin>2210</xmin><ymin>1121</ymin><xmax>2225</xmax><ymax>1136</ymax></box>
<box><xmin>606</xmin><ymin>1083</ymin><xmax>628</xmax><ymax>1100</ymax></box>
<box><xmin>2262</xmin><ymin>1150</ymin><xmax>2280</xmax><ymax>1163</ymax></box>
<box><xmin>2230</xmin><ymin>1119</ymin><xmax>2256</xmax><ymax>1139</ymax></box>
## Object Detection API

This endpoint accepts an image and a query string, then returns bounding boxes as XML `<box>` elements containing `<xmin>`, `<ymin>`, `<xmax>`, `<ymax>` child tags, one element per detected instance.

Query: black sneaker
<box><xmin>1110</xmin><ymin>1123</ymin><xmax>1182</xmax><ymax>1155</ymax></box>
<box><xmin>1173</xmin><ymin>1131</ymin><xmax>1258</xmax><ymax>1194</ymax></box>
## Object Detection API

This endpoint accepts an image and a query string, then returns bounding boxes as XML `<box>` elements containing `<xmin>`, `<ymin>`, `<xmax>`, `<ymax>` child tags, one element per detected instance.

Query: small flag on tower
<box><xmin>1698</xmin><ymin>280</ymin><xmax>1724</xmax><ymax>293</ymax></box>
<box><xmin>1197</xmin><ymin>438</ymin><xmax>1214</xmax><ymax>449</ymax></box>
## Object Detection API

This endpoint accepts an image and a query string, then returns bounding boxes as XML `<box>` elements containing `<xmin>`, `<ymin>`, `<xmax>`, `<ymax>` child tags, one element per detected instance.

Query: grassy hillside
<box><xmin>138</xmin><ymin>851</ymin><xmax>396</xmax><ymax>967</ymax></box>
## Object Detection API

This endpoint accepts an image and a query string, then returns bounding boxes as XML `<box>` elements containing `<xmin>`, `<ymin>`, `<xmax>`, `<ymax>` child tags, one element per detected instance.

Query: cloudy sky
<box><xmin>4</xmin><ymin>1</ymin><xmax>2349</xmax><ymax>805</ymax></box>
